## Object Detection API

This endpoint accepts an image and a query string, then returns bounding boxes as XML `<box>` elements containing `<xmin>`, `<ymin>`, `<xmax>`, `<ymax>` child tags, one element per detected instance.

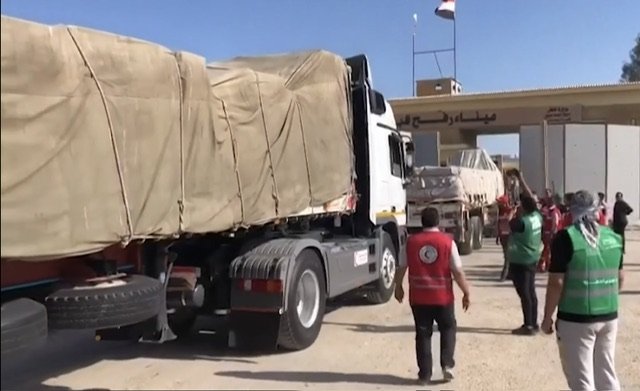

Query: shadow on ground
<box><xmin>1</xmin><ymin>293</ymin><xmax>382</xmax><ymax>390</ymax></box>
<box><xmin>324</xmin><ymin>321</ymin><xmax>512</xmax><ymax>335</ymax></box>
<box><xmin>215</xmin><ymin>370</ymin><xmax>416</xmax><ymax>386</ymax></box>
<box><xmin>0</xmin><ymin>317</ymin><xmax>260</xmax><ymax>391</ymax></box>
<box><xmin>482</xmin><ymin>282</ymin><xmax>548</xmax><ymax>289</ymax></box>
<box><xmin>465</xmin><ymin>268</ymin><xmax>506</xmax><ymax>282</ymax></box>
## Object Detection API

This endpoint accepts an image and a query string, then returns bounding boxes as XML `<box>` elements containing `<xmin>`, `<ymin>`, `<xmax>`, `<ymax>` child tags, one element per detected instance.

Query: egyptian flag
<box><xmin>435</xmin><ymin>0</ymin><xmax>455</xmax><ymax>20</ymax></box>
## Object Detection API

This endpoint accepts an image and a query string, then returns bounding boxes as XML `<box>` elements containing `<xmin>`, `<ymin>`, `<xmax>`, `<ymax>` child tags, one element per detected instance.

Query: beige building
<box><xmin>390</xmin><ymin>80</ymin><xmax>640</xmax><ymax>222</ymax></box>
<box><xmin>390</xmin><ymin>81</ymin><xmax>640</xmax><ymax>164</ymax></box>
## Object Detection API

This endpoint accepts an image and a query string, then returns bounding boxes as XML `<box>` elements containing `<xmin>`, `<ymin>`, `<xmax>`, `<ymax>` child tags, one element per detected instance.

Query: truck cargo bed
<box><xmin>1</xmin><ymin>16</ymin><xmax>355</xmax><ymax>260</ymax></box>
<box><xmin>407</xmin><ymin>165</ymin><xmax>504</xmax><ymax>205</ymax></box>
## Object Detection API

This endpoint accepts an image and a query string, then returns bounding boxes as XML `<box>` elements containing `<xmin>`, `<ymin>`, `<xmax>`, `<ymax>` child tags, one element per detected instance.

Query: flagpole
<box><xmin>412</xmin><ymin>31</ymin><xmax>416</xmax><ymax>96</ymax></box>
<box><xmin>412</xmin><ymin>14</ymin><xmax>417</xmax><ymax>96</ymax></box>
<box><xmin>453</xmin><ymin>16</ymin><xmax>457</xmax><ymax>82</ymax></box>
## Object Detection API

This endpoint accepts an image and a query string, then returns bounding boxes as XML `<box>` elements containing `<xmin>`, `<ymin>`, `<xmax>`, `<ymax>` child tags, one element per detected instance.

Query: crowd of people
<box><xmin>495</xmin><ymin>175</ymin><xmax>634</xmax><ymax>283</ymax></box>
<box><xmin>394</xmin><ymin>168</ymin><xmax>633</xmax><ymax>389</ymax></box>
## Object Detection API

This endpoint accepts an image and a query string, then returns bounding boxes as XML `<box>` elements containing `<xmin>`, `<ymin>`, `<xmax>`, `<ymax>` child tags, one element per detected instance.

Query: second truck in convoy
<box><xmin>406</xmin><ymin>148</ymin><xmax>505</xmax><ymax>255</ymax></box>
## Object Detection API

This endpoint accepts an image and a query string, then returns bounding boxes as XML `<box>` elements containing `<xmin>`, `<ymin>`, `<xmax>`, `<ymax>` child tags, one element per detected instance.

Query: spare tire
<box><xmin>45</xmin><ymin>275</ymin><xmax>163</xmax><ymax>330</ymax></box>
<box><xmin>1</xmin><ymin>298</ymin><xmax>47</xmax><ymax>357</ymax></box>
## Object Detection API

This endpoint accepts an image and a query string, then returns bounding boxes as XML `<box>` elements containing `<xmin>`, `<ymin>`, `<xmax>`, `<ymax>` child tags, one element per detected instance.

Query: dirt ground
<box><xmin>2</xmin><ymin>231</ymin><xmax>639</xmax><ymax>391</ymax></box>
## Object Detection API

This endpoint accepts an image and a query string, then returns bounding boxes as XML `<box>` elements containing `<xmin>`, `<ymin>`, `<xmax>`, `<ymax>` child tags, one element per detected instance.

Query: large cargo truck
<box><xmin>406</xmin><ymin>149</ymin><xmax>504</xmax><ymax>255</ymax></box>
<box><xmin>0</xmin><ymin>16</ymin><xmax>415</xmax><ymax>355</ymax></box>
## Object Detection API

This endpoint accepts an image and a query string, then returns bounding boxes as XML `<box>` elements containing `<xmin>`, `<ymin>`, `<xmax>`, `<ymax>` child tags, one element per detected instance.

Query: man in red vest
<box><xmin>597</xmin><ymin>192</ymin><xmax>608</xmax><ymax>226</ymax></box>
<box><xmin>538</xmin><ymin>190</ymin><xmax>562</xmax><ymax>272</ymax></box>
<box><xmin>496</xmin><ymin>195</ymin><xmax>516</xmax><ymax>281</ymax></box>
<box><xmin>562</xmin><ymin>192</ymin><xmax>575</xmax><ymax>228</ymax></box>
<box><xmin>394</xmin><ymin>207</ymin><xmax>471</xmax><ymax>386</ymax></box>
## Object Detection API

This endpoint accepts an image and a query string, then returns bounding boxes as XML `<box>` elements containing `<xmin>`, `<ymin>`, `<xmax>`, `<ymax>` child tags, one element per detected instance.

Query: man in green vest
<box><xmin>506</xmin><ymin>169</ymin><xmax>543</xmax><ymax>335</ymax></box>
<box><xmin>541</xmin><ymin>190</ymin><xmax>624</xmax><ymax>391</ymax></box>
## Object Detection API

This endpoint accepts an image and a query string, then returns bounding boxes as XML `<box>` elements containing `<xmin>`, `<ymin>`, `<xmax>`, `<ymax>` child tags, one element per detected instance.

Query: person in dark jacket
<box><xmin>612</xmin><ymin>192</ymin><xmax>634</xmax><ymax>254</ymax></box>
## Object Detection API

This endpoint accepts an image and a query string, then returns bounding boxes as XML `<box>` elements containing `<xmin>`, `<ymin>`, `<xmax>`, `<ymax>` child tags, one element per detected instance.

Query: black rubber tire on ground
<box><xmin>458</xmin><ymin>221</ymin><xmax>473</xmax><ymax>256</ymax></box>
<box><xmin>278</xmin><ymin>249</ymin><xmax>326</xmax><ymax>351</ymax></box>
<box><xmin>45</xmin><ymin>275</ymin><xmax>163</xmax><ymax>330</ymax></box>
<box><xmin>366</xmin><ymin>232</ymin><xmax>397</xmax><ymax>304</ymax></box>
<box><xmin>1</xmin><ymin>299</ymin><xmax>48</xmax><ymax>357</ymax></box>
<box><xmin>472</xmin><ymin>216</ymin><xmax>484</xmax><ymax>250</ymax></box>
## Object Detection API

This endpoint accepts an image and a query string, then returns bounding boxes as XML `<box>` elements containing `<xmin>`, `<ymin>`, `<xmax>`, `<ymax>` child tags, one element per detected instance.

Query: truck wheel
<box><xmin>458</xmin><ymin>223</ymin><xmax>473</xmax><ymax>256</ymax></box>
<box><xmin>278</xmin><ymin>249</ymin><xmax>326</xmax><ymax>351</ymax></box>
<box><xmin>472</xmin><ymin>216</ymin><xmax>484</xmax><ymax>250</ymax></box>
<box><xmin>366</xmin><ymin>232</ymin><xmax>396</xmax><ymax>304</ymax></box>
<box><xmin>45</xmin><ymin>275</ymin><xmax>163</xmax><ymax>330</ymax></box>
<box><xmin>1</xmin><ymin>299</ymin><xmax>47</xmax><ymax>357</ymax></box>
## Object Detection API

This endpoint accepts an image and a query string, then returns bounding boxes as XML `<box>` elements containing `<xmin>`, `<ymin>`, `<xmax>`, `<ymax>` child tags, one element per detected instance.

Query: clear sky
<box><xmin>2</xmin><ymin>0</ymin><xmax>638</xmax><ymax>155</ymax></box>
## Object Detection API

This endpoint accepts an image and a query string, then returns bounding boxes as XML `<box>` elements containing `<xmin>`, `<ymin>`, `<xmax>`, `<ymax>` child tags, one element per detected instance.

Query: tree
<box><xmin>621</xmin><ymin>34</ymin><xmax>640</xmax><ymax>82</ymax></box>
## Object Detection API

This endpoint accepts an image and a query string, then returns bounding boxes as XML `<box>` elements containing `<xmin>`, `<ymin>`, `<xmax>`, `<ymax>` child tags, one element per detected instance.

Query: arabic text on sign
<box><xmin>396</xmin><ymin>111</ymin><xmax>498</xmax><ymax>129</ymax></box>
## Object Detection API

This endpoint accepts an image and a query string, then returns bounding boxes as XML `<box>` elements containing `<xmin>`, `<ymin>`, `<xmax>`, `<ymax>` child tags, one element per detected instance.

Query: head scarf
<box><xmin>569</xmin><ymin>190</ymin><xmax>600</xmax><ymax>248</ymax></box>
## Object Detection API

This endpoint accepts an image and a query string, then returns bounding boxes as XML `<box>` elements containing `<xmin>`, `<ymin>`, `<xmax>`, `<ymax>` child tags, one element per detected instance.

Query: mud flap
<box><xmin>228</xmin><ymin>311</ymin><xmax>280</xmax><ymax>350</ymax></box>
<box><xmin>140</xmin><ymin>251</ymin><xmax>177</xmax><ymax>344</ymax></box>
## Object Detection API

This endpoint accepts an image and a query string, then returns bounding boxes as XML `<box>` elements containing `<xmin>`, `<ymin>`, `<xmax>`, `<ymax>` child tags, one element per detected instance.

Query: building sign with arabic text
<box><xmin>395</xmin><ymin>106</ymin><xmax>583</xmax><ymax>131</ymax></box>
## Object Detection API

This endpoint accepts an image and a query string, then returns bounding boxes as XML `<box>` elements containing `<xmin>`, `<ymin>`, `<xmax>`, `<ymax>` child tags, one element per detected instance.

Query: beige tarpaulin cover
<box><xmin>407</xmin><ymin>149</ymin><xmax>504</xmax><ymax>208</ymax></box>
<box><xmin>0</xmin><ymin>16</ymin><xmax>354</xmax><ymax>260</ymax></box>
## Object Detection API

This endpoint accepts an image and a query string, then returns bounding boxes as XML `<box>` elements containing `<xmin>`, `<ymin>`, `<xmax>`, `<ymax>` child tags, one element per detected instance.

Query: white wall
<box><xmin>607</xmin><ymin>125</ymin><xmax>640</xmax><ymax>224</ymax></box>
<box><xmin>564</xmin><ymin>124</ymin><xmax>607</xmax><ymax>196</ymax></box>
<box><xmin>519</xmin><ymin>125</ymin><xmax>545</xmax><ymax>194</ymax></box>
<box><xmin>547</xmin><ymin>124</ymin><xmax>565</xmax><ymax>196</ymax></box>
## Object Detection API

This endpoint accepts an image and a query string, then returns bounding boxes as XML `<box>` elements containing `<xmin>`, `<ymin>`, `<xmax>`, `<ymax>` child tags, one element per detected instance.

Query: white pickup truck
<box><xmin>406</xmin><ymin>149</ymin><xmax>504</xmax><ymax>255</ymax></box>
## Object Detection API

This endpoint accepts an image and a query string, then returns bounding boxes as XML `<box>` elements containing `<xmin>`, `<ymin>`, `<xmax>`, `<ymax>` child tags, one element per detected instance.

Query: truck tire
<box><xmin>366</xmin><ymin>232</ymin><xmax>396</xmax><ymax>304</ymax></box>
<box><xmin>458</xmin><ymin>223</ymin><xmax>473</xmax><ymax>256</ymax></box>
<box><xmin>278</xmin><ymin>249</ymin><xmax>326</xmax><ymax>351</ymax></box>
<box><xmin>1</xmin><ymin>299</ymin><xmax>47</xmax><ymax>357</ymax></box>
<box><xmin>45</xmin><ymin>275</ymin><xmax>163</xmax><ymax>330</ymax></box>
<box><xmin>472</xmin><ymin>216</ymin><xmax>484</xmax><ymax>250</ymax></box>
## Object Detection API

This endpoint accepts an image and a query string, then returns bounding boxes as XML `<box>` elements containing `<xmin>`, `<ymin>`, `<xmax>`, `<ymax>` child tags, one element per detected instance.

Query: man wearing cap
<box><xmin>541</xmin><ymin>190</ymin><xmax>624</xmax><ymax>391</ymax></box>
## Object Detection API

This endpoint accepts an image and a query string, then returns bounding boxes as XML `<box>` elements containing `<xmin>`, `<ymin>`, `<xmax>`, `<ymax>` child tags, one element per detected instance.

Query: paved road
<box><xmin>2</xmin><ymin>232</ymin><xmax>639</xmax><ymax>390</ymax></box>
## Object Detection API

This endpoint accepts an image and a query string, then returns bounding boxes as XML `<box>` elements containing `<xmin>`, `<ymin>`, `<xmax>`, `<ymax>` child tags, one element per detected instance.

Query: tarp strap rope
<box><xmin>221</xmin><ymin>100</ymin><xmax>246</xmax><ymax>224</ymax></box>
<box><xmin>344</xmin><ymin>71</ymin><xmax>358</xmax><ymax>191</ymax></box>
<box><xmin>295</xmin><ymin>101</ymin><xmax>314</xmax><ymax>207</ymax></box>
<box><xmin>172</xmin><ymin>54</ymin><xmax>186</xmax><ymax>234</ymax></box>
<box><xmin>254</xmin><ymin>72</ymin><xmax>280</xmax><ymax>217</ymax></box>
<box><xmin>66</xmin><ymin>27</ymin><xmax>134</xmax><ymax>244</ymax></box>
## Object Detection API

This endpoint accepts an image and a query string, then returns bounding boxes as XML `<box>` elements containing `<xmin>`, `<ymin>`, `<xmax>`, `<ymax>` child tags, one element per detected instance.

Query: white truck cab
<box><xmin>345</xmin><ymin>55</ymin><xmax>414</xmax><ymax>231</ymax></box>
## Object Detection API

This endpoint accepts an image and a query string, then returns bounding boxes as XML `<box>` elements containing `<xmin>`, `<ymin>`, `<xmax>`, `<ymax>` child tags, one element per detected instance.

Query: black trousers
<box><xmin>613</xmin><ymin>225</ymin><xmax>626</xmax><ymax>254</ymax></box>
<box><xmin>510</xmin><ymin>263</ymin><xmax>538</xmax><ymax>327</ymax></box>
<box><xmin>499</xmin><ymin>235</ymin><xmax>510</xmax><ymax>280</ymax></box>
<box><xmin>411</xmin><ymin>304</ymin><xmax>456</xmax><ymax>379</ymax></box>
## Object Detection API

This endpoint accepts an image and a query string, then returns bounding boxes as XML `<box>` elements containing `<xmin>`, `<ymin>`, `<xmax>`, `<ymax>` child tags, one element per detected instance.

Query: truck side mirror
<box><xmin>404</xmin><ymin>141</ymin><xmax>415</xmax><ymax>172</ymax></box>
